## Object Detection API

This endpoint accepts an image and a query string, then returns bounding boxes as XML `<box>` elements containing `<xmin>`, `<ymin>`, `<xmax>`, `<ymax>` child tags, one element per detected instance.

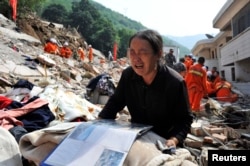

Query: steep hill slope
<box><xmin>39</xmin><ymin>0</ymin><xmax>190</xmax><ymax>57</ymax></box>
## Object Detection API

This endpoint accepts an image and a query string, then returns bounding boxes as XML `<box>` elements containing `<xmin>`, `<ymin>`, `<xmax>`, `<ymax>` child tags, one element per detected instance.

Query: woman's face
<box><xmin>128</xmin><ymin>37</ymin><xmax>160</xmax><ymax>77</ymax></box>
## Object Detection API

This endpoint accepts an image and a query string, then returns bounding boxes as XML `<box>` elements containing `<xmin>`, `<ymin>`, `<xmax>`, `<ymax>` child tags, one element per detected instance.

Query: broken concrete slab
<box><xmin>13</xmin><ymin>65</ymin><xmax>42</xmax><ymax>76</ymax></box>
<box><xmin>0</xmin><ymin>27</ymin><xmax>41</xmax><ymax>43</ymax></box>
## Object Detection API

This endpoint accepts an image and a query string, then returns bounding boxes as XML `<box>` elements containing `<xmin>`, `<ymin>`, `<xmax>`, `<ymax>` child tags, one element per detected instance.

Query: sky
<box><xmin>92</xmin><ymin>0</ymin><xmax>228</xmax><ymax>37</ymax></box>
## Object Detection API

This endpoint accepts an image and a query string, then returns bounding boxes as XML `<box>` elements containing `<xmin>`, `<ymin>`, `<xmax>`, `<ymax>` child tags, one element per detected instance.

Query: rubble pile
<box><xmin>16</xmin><ymin>13</ymin><xmax>85</xmax><ymax>50</ymax></box>
<box><xmin>0</xmin><ymin>13</ymin><xmax>128</xmax><ymax>95</ymax></box>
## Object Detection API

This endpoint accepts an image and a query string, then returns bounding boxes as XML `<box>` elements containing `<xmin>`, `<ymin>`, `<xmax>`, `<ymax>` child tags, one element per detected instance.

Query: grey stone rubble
<box><xmin>0</xmin><ymin>14</ymin><xmax>128</xmax><ymax>97</ymax></box>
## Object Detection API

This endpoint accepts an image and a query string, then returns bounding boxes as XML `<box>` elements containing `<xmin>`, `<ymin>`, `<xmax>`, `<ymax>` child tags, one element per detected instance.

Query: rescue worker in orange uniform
<box><xmin>184</xmin><ymin>55</ymin><xmax>193</xmax><ymax>72</ymax></box>
<box><xmin>88</xmin><ymin>45</ymin><xmax>93</xmax><ymax>63</ymax></box>
<box><xmin>212</xmin><ymin>70</ymin><xmax>221</xmax><ymax>88</ymax></box>
<box><xmin>185</xmin><ymin>57</ymin><xmax>207</xmax><ymax>113</ymax></box>
<box><xmin>60</xmin><ymin>42</ymin><xmax>73</xmax><ymax>58</ymax></box>
<box><xmin>77</xmin><ymin>47</ymin><xmax>85</xmax><ymax>61</ymax></box>
<box><xmin>206</xmin><ymin>75</ymin><xmax>216</xmax><ymax>97</ymax></box>
<box><xmin>215</xmin><ymin>77</ymin><xmax>238</xmax><ymax>102</ymax></box>
<box><xmin>44</xmin><ymin>38</ymin><xmax>60</xmax><ymax>55</ymax></box>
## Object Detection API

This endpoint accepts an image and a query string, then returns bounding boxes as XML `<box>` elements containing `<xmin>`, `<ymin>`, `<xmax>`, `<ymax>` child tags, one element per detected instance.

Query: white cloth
<box><xmin>124</xmin><ymin>131</ymin><xmax>198</xmax><ymax>166</ymax></box>
<box><xmin>20</xmin><ymin>125</ymin><xmax>197</xmax><ymax>166</ymax></box>
<box><xmin>19</xmin><ymin>122</ymin><xmax>80</xmax><ymax>165</ymax></box>
<box><xmin>38</xmin><ymin>85</ymin><xmax>101</xmax><ymax>121</ymax></box>
<box><xmin>0</xmin><ymin>127</ymin><xmax>23</xmax><ymax>166</ymax></box>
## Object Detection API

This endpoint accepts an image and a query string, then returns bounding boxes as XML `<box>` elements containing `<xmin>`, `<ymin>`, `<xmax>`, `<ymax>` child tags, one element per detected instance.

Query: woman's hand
<box><xmin>165</xmin><ymin>137</ymin><xmax>178</xmax><ymax>147</ymax></box>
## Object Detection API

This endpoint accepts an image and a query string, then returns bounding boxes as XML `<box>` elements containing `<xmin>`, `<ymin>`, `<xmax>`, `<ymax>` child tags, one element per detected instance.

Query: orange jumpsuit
<box><xmin>184</xmin><ymin>56</ymin><xmax>193</xmax><ymax>72</ymax></box>
<box><xmin>206</xmin><ymin>80</ymin><xmax>216</xmax><ymax>97</ymax></box>
<box><xmin>215</xmin><ymin>81</ymin><xmax>238</xmax><ymax>102</ymax></box>
<box><xmin>78</xmin><ymin>48</ymin><xmax>85</xmax><ymax>61</ymax></box>
<box><xmin>60</xmin><ymin>46</ymin><xmax>72</xmax><ymax>58</ymax></box>
<box><xmin>44</xmin><ymin>42</ymin><xmax>59</xmax><ymax>54</ymax></box>
<box><xmin>185</xmin><ymin>63</ymin><xmax>207</xmax><ymax>112</ymax></box>
<box><xmin>212</xmin><ymin>75</ymin><xmax>221</xmax><ymax>88</ymax></box>
<box><xmin>88</xmin><ymin>47</ymin><xmax>93</xmax><ymax>62</ymax></box>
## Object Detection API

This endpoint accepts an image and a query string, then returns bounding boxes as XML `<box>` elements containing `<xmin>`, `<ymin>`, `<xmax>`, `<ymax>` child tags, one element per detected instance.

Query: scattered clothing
<box><xmin>0</xmin><ymin>127</ymin><xmax>23</xmax><ymax>166</ymax></box>
<box><xmin>9</xmin><ymin>125</ymin><xmax>28</xmax><ymax>143</ymax></box>
<box><xmin>0</xmin><ymin>96</ymin><xmax>13</xmax><ymax>109</ymax></box>
<box><xmin>96</xmin><ymin>75</ymin><xmax>116</xmax><ymax>96</ymax></box>
<box><xmin>86</xmin><ymin>74</ymin><xmax>116</xmax><ymax>104</ymax></box>
<box><xmin>1</xmin><ymin>97</ymin><xmax>53</xmax><ymax>131</ymax></box>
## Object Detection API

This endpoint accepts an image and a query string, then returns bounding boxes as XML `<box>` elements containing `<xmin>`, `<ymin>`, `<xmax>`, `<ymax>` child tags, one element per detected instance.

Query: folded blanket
<box><xmin>19</xmin><ymin>123</ymin><xmax>197</xmax><ymax>166</ymax></box>
<box><xmin>0</xmin><ymin>127</ymin><xmax>23</xmax><ymax>166</ymax></box>
<box><xmin>124</xmin><ymin>131</ymin><xmax>198</xmax><ymax>166</ymax></box>
<box><xmin>19</xmin><ymin>122</ymin><xmax>78</xmax><ymax>165</ymax></box>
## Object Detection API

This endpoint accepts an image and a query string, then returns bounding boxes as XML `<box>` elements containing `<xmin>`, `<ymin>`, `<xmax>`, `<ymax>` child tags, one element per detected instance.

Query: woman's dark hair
<box><xmin>128</xmin><ymin>29</ymin><xmax>163</xmax><ymax>55</ymax></box>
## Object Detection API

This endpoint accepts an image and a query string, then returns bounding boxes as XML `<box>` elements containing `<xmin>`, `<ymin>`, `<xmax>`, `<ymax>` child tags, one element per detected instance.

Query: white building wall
<box><xmin>221</xmin><ymin>28</ymin><xmax>250</xmax><ymax>65</ymax></box>
<box><xmin>198</xmin><ymin>49</ymin><xmax>210</xmax><ymax>59</ymax></box>
<box><xmin>204</xmin><ymin>59</ymin><xmax>219</xmax><ymax>71</ymax></box>
<box><xmin>235</xmin><ymin>59</ymin><xmax>250</xmax><ymax>82</ymax></box>
<box><xmin>197</xmin><ymin>46</ymin><xmax>220</xmax><ymax>72</ymax></box>
<box><xmin>221</xmin><ymin>66</ymin><xmax>234</xmax><ymax>81</ymax></box>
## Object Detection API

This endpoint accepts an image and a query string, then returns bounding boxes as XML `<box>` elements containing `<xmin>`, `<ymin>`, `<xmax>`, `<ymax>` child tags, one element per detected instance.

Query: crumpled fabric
<box><xmin>146</xmin><ymin>149</ymin><xmax>197</xmax><ymax>166</ymax></box>
<box><xmin>124</xmin><ymin>131</ymin><xmax>198</xmax><ymax>166</ymax></box>
<box><xmin>19</xmin><ymin>122</ymin><xmax>80</xmax><ymax>165</ymax></box>
<box><xmin>38</xmin><ymin>85</ymin><xmax>101</xmax><ymax>121</ymax></box>
<box><xmin>20</xmin><ymin>125</ymin><xmax>197</xmax><ymax>166</ymax></box>
<box><xmin>0</xmin><ymin>127</ymin><xmax>23</xmax><ymax>166</ymax></box>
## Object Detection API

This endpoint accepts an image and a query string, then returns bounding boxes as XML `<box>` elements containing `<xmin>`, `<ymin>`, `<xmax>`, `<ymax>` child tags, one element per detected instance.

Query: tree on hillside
<box><xmin>0</xmin><ymin>0</ymin><xmax>46</xmax><ymax>20</ymax></box>
<box><xmin>69</xmin><ymin>0</ymin><xmax>116</xmax><ymax>55</ymax></box>
<box><xmin>17</xmin><ymin>0</ymin><xmax>46</xmax><ymax>17</ymax></box>
<box><xmin>0</xmin><ymin>0</ymin><xmax>11</xmax><ymax>19</ymax></box>
<box><xmin>41</xmin><ymin>4</ymin><xmax>69</xmax><ymax>24</ymax></box>
<box><xmin>69</xmin><ymin>0</ymin><xmax>97</xmax><ymax>41</ymax></box>
<box><xmin>117</xmin><ymin>28</ymin><xmax>135</xmax><ymax>58</ymax></box>
<box><xmin>89</xmin><ymin>18</ymin><xmax>116</xmax><ymax>56</ymax></box>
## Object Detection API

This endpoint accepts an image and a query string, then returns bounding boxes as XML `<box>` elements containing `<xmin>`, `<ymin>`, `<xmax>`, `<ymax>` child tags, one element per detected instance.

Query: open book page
<box><xmin>41</xmin><ymin>120</ymin><xmax>152</xmax><ymax>166</ymax></box>
<box><xmin>41</xmin><ymin>122</ymin><xmax>81</xmax><ymax>133</ymax></box>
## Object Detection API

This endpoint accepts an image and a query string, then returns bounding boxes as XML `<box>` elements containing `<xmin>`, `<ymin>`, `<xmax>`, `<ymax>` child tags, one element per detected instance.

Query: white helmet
<box><xmin>63</xmin><ymin>42</ymin><xmax>69</xmax><ymax>46</ymax></box>
<box><xmin>50</xmin><ymin>38</ymin><xmax>57</xmax><ymax>44</ymax></box>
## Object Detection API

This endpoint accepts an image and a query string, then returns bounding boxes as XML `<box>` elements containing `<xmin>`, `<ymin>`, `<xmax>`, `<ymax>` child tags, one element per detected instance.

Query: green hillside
<box><xmin>39</xmin><ymin>0</ymin><xmax>190</xmax><ymax>57</ymax></box>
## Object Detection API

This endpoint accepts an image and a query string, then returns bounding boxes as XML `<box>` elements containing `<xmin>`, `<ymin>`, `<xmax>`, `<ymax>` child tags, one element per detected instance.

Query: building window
<box><xmin>232</xmin><ymin>3</ymin><xmax>250</xmax><ymax>36</ymax></box>
<box><xmin>231</xmin><ymin>67</ymin><xmax>235</xmax><ymax>81</ymax></box>
<box><xmin>238</xmin><ymin>15</ymin><xmax>246</xmax><ymax>33</ymax></box>
<box><xmin>221</xmin><ymin>70</ymin><xmax>225</xmax><ymax>78</ymax></box>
